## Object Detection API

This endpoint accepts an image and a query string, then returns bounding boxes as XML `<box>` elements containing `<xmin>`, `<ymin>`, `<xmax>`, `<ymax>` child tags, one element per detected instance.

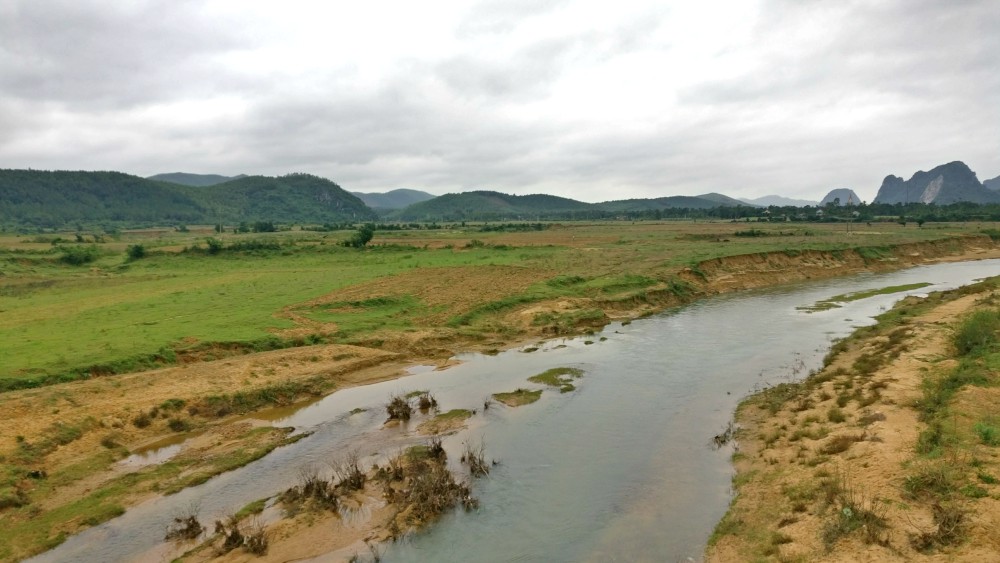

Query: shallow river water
<box><xmin>30</xmin><ymin>259</ymin><xmax>1000</xmax><ymax>562</ymax></box>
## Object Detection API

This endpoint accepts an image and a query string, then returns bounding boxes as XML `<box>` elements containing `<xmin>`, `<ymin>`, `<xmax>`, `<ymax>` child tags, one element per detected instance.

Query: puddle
<box><xmin>118</xmin><ymin>433</ymin><xmax>196</xmax><ymax>468</ymax></box>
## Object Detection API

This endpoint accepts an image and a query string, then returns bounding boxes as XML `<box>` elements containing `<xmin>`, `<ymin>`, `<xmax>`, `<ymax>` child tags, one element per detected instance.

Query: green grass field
<box><xmin>0</xmin><ymin>220</ymin><xmax>991</xmax><ymax>386</ymax></box>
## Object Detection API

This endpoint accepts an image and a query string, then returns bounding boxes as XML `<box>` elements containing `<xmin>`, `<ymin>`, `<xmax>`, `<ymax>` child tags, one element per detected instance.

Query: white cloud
<box><xmin>1</xmin><ymin>0</ymin><xmax>997</xmax><ymax>202</ymax></box>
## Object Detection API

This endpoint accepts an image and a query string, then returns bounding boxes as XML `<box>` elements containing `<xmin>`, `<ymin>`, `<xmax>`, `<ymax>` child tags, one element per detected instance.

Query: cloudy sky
<box><xmin>1</xmin><ymin>0</ymin><xmax>997</xmax><ymax>203</ymax></box>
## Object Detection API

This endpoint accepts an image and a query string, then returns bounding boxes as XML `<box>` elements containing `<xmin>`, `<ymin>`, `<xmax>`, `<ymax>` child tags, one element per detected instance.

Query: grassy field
<box><xmin>1</xmin><ymin>219</ymin><xmax>997</xmax><ymax>560</ymax></box>
<box><xmin>0</xmin><ymin>220</ymin><xmax>991</xmax><ymax>387</ymax></box>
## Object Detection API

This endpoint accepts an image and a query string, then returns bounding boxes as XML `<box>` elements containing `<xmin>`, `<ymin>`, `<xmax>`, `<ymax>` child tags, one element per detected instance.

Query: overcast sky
<box><xmin>1</xmin><ymin>0</ymin><xmax>997</xmax><ymax>203</ymax></box>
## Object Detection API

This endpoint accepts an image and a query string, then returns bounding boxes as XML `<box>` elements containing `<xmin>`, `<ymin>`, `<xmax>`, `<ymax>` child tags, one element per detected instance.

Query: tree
<box><xmin>342</xmin><ymin>224</ymin><xmax>375</xmax><ymax>248</ymax></box>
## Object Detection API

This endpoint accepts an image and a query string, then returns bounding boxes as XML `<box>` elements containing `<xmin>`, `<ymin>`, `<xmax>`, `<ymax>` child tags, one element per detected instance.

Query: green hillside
<box><xmin>391</xmin><ymin>190</ymin><xmax>595</xmax><ymax>221</ymax></box>
<box><xmin>596</xmin><ymin>194</ymin><xmax>748</xmax><ymax>212</ymax></box>
<box><xmin>176</xmin><ymin>173</ymin><xmax>377</xmax><ymax>224</ymax></box>
<box><xmin>0</xmin><ymin>170</ymin><xmax>376</xmax><ymax>229</ymax></box>
<box><xmin>0</xmin><ymin>169</ymin><xmax>205</xmax><ymax>228</ymax></box>
<box><xmin>696</xmin><ymin>192</ymin><xmax>753</xmax><ymax>207</ymax></box>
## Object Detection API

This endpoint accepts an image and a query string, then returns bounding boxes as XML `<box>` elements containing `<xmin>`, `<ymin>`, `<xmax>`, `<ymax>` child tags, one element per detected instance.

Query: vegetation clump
<box><xmin>58</xmin><ymin>244</ymin><xmax>101</xmax><ymax>265</ymax></box>
<box><xmin>417</xmin><ymin>392</ymin><xmax>438</xmax><ymax>411</ymax></box>
<box><xmin>492</xmin><ymin>388</ymin><xmax>542</xmax><ymax>407</ymax></box>
<box><xmin>386</xmin><ymin>393</ymin><xmax>413</xmax><ymax>421</ymax></box>
<box><xmin>280</xmin><ymin>465</ymin><xmax>339</xmax><ymax>514</ymax></box>
<box><xmin>461</xmin><ymin>440</ymin><xmax>491</xmax><ymax>477</ymax></box>
<box><xmin>187</xmin><ymin>377</ymin><xmax>333</xmax><ymax>417</ymax></box>
<box><xmin>342</xmin><ymin>224</ymin><xmax>375</xmax><ymax>248</ymax></box>
<box><xmin>417</xmin><ymin>409</ymin><xmax>473</xmax><ymax>435</ymax></box>
<box><xmin>952</xmin><ymin>308</ymin><xmax>1000</xmax><ymax>354</ymax></box>
<box><xmin>165</xmin><ymin>513</ymin><xmax>203</xmax><ymax>541</ymax></box>
<box><xmin>820</xmin><ymin>479</ymin><xmax>888</xmax><ymax>549</ymax></box>
<box><xmin>528</xmin><ymin>367</ymin><xmax>584</xmax><ymax>393</ymax></box>
<box><xmin>334</xmin><ymin>451</ymin><xmax>366</xmax><ymax>491</ymax></box>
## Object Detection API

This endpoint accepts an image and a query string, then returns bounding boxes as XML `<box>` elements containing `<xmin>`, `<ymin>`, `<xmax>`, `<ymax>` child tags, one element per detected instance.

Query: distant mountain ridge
<box><xmin>873</xmin><ymin>161</ymin><xmax>1000</xmax><ymax>205</ymax></box>
<box><xmin>148</xmin><ymin>172</ymin><xmax>246</xmax><ymax>186</ymax></box>
<box><xmin>388</xmin><ymin>190</ymin><xmax>762</xmax><ymax>221</ymax></box>
<box><xmin>390</xmin><ymin>190</ymin><xmax>594</xmax><ymax>221</ymax></box>
<box><xmin>820</xmin><ymin>189</ymin><xmax>861</xmax><ymax>206</ymax></box>
<box><xmin>985</xmin><ymin>175</ymin><xmax>1000</xmax><ymax>192</ymax></box>
<box><xmin>597</xmin><ymin>193</ymin><xmax>751</xmax><ymax>212</ymax></box>
<box><xmin>7</xmin><ymin>162</ymin><xmax>1000</xmax><ymax>228</ymax></box>
<box><xmin>351</xmin><ymin>189</ymin><xmax>436</xmax><ymax>210</ymax></box>
<box><xmin>740</xmin><ymin>195</ymin><xmax>818</xmax><ymax>207</ymax></box>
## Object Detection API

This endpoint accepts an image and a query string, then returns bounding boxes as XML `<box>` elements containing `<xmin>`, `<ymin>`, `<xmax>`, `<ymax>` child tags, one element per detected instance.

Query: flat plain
<box><xmin>1</xmin><ymin>219</ymin><xmax>997</xmax><ymax>560</ymax></box>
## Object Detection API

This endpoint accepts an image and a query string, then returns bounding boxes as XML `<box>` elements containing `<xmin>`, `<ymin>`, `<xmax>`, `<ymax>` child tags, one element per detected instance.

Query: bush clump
<box><xmin>953</xmin><ymin>309</ymin><xmax>1000</xmax><ymax>355</ymax></box>
<box><xmin>386</xmin><ymin>394</ymin><xmax>412</xmax><ymax>421</ymax></box>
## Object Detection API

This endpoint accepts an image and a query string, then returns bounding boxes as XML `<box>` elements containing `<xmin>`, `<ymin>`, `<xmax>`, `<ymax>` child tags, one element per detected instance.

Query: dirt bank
<box><xmin>705</xmin><ymin>278</ymin><xmax>1000</xmax><ymax>561</ymax></box>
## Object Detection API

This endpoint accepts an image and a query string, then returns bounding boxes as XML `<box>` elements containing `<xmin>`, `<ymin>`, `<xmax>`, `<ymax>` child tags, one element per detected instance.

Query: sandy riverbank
<box><xmin>705</xmin><ymin>276</ymin><xmax>1000</xmax><ymax>561</ymax></box>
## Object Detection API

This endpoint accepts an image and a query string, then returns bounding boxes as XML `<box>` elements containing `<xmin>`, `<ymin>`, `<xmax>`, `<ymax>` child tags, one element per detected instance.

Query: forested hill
<box><xmin>390</xmin><ymin>190</ymin><xmax>595</xmax><ymax>221</ymax></box>
<box><xmin>172</xmin><ymin>174</ymin><xmax>377</xmax><ymax>224</ymax></box>
<box><xmin>0</xmin><ymin>169</ymin><xmax>206</xmax><ymax>228</ymax></box>
<box><xmin>389</xmin><ymin>190</ymin><xmax>759</xmax><ymax>221</ymax></box>
<box><xmin>0</xmin><ymin>170</ymin><xmax>377</xmax><ymax>228</ymax></box>
<box><xmin>596</xmin><ymin>193</ymin><xmax>751</xmax><ymax>212</ymax></box>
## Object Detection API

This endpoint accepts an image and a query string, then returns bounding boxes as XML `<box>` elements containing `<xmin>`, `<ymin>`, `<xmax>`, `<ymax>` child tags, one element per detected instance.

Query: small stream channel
<box><xmin>29</xmin><ymin>259</ymin><xmax>1000</xmax><ymax>562</ymax></box>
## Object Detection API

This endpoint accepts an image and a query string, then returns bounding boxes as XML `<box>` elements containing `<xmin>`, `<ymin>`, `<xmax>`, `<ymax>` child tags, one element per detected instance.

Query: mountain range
<box><xmin>2</xmin><ymin>160</ymin><xmax>999</xmax><ymax>228</ymax></box>
<box><xmin>739</xmin><ymin>195</ymin><xmax>818</xmax><ymax>207</ymax></box>
<box><xmin>872</xmin><ymin>161</ymin><xmax>1000</xmax><ymax>205</ymax></box>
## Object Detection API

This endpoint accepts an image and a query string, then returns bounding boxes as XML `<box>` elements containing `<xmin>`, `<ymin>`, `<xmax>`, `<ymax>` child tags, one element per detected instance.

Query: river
<box><xmin>29</xmin><ymin>258</ymin><xmax>1000</xmax><ymax>562</ymax></box>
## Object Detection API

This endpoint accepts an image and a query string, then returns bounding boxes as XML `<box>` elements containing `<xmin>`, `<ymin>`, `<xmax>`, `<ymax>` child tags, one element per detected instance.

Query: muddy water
<box><xmin>30</xmin><ymin>259</ymin><xmax>1000</xmax><ymax>562</ymax></box>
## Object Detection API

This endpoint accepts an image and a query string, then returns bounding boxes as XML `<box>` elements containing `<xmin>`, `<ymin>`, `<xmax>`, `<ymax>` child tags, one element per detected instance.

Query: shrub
<box><xmin>165</xmin><ymin>505</ymin><xmax>203</xmax><ymax>541</ymax></box>
<box><xmin>417</xmin><ymin>393</ymin><xmax>438</xmax><ymax>411</ymax></box>
<box><xmin>58</xmin><ymin>244</ymin><xmax>101</xmax><ymax>265</ymax></box>
<box><xmin>820</xmin><ymin>477</ymin><xmax>888</xmax><ymax>549</ymax></box>
<box><xmin>126</xmin><ymin>244</ymin><xmax>146</xmax><ymax>261</ymax></box>
<box><xmin>903</xmin><ymin>463</ymin><xmax>957</xmax><ymax>499</ymax></box>
<box><xmin>461</xmin><ymin>439</ymin><xmax>490</xmax><ymax>477</ymax></box>
<box><xmin>953</xmin><ymin>309</ymin><xmax>1000</xmax><ymax>355</ymax></box>
<box><xmin>214</xmin><ymin>516</ymin><xmax>244</xmax><ymax>554</ymax></box>
<box><xmin>100</xmin><ymin>434</ymin><xmax>120</xmax><ymax>449</ymax></box>
<box><xmin>281</xmin><ymin>466</ymin><xmax>338</xmax><ymax>513</ymax></box>
<box><xmin>974</xmin><ymin>422</ymin><xmax>1000</xmax><ymax>446</ymax></box>
<box><xmin>167</xmin><ymin>418</ymin><xmax>190</xmax><ymax>432</ymax></box>
<box><xmin>132</xmin><ymin>412</ymin><xmax>152</xmax><ymax>428</ymax></box>
<box><xmin>334</xmin><ymin>451</ymin><xmax>366</xmax><ymax>491</ymax></box>
<box><xmin>386</xmin><ymin>394</ymin><xmax>412</xmax><ymax>421</ymax></box>
<box><xmin>820</xmin><ymin>433</ymin><xmax>864</xmax><ymax>455</ymax></box>
<box><xmin>205</xmin><ymin>237</ymin><xmax>224</xmax><ymax>255</ymax></box>
<box><xmin>910</xmin><ymin>503</ymin><xmax>967</xmax><ymax>552</ymax></box>
<box><xmin>243</xmin><ymin>519</ymin><xmax>268</xmax><ymax>555</ymax></box>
